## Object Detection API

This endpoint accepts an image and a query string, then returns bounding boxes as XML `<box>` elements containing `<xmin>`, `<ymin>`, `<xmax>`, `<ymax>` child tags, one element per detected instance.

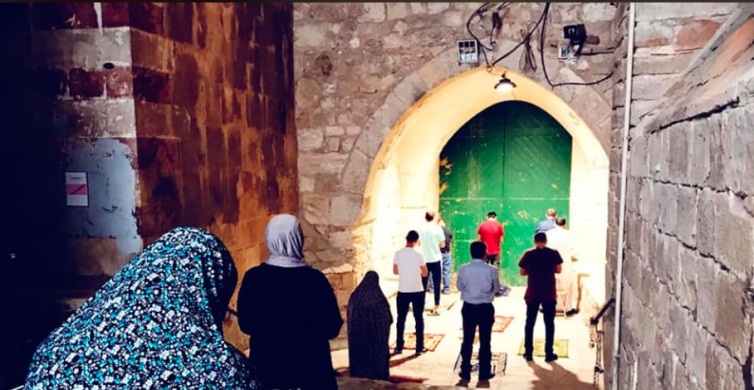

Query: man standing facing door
<box><xmin>437</xmin><ymin>216</ymin><xmax>453</xmax><ymax>294</ymax></box>
<box><xmin>535</xmin><ymin>208</ymin><xmax>558</xmax><ymax>234</ymax></box>
<box><xmin>546</xmin><ymin>217</ymin><xmax>578</xmax><ymax>315</ymax></box>
<box><xmin>419</xmin><ymin>211</ymin><xmax>445</xmax><ymax>316</ymax></box>
<box><xmin>457</xmin><ymin>241</ymin><xmax>500</xmax><ymax>383</ymax></box>
<box><xmin>393</xmin><ymin>230</ymin><xmax>429</xmax><ymax>356</ymax></box>
<box><xmin>519</xmin><ymin>232</ymin><xmax>563</xmax><ymax>362</ymax></box>
<box><xmin>477</xmin><ymin>211</ymin><xmax>505</xmax><ymax>268</ymax></box>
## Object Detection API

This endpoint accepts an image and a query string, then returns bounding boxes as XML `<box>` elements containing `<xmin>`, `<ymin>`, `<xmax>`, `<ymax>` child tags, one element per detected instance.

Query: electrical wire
<box><xmin>466</xmin><ymin>2</ymin><xmax>512</xmax><ymax>68</ymax></box>
<box><xmin>490</xmin><ymin>9</ymin><xmax>503</xmax><ymax>47</ymax></box>
<box><xmin>538</xmin><ymin>2</ymin><xmax>614</xmax><ymax>87</ymax></box>
<box><xmin>466</xmin><ymin>2</ymin><xmax>615</xmax><ymax>87</ymax></box>
<box><xmin>519</xmin><ymin>23</ymin><xmax>537</xmax><ymax>72</ymax></box>
<box><xmin>466</xmin><ymin>2</ymin><xmax>496</xmax><ymax>52</ymax></box>
<box><xmin>488</xmin><ymin>3</ymin><xmax>548</xmax><ymax>68</ymax></box>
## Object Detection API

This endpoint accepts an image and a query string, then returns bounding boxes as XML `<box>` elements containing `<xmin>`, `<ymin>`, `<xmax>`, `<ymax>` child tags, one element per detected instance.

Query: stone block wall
<box><xmin>629</xmin><ymin>3</ymin><xmax>737</xmax><ymax>124</ymax></box>
<box><xmin>602</xmin><ymin>5</ymin><xmax>629</xmax><ymax>384</ymax></box>
<box><xmin>294</xmin><ymin>3</ymin><xmax>621</xmax><ymax>345</ymax></box>
<box><xmin>120</xmin><ymin>3</ymin><xmax>299</xmax><ymax>348</ymax></box>
<box><xmin>607</xmin><ymin>6</ymin><xmax>754</xmax><ymax>389</ymax></box>
<box><xmin>27</xmin><ymin>3</ymin><xmax>142</xmax><ymax>278</ymax></box>
<box><xmin>2</xmin><ymin>3</ymin><xmax>297</xmax><ymax>352</ymax></box>
<box><xmin>604</xmin><ymin>3</ymin><xmax>740</xmax><ymax>388</ymax></box>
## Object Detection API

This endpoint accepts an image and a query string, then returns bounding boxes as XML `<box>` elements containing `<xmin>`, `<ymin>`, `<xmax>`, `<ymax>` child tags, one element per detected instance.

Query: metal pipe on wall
<box><xmin>611</xmin><ymin>2</ymin><xmax>637</xmax><ymax>389</ymax></box>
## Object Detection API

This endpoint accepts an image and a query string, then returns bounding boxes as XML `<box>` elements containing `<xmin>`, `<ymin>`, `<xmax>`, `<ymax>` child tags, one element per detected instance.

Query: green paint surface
<box><xmin>439</xmin><ymin>101</ymin><xmax>572</xmax><ymax>287</ymax></box>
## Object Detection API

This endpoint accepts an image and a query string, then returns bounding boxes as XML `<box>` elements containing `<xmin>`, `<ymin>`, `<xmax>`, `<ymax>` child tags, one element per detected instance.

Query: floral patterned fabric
<box><xmin>24</xmin><ymin>227</ymin><xmax>258</xmax><ymax>389</ymax></box>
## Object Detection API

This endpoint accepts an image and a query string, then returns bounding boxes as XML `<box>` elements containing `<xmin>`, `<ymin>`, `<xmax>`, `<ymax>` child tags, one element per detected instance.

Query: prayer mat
<box><xmin>459</xmin><ymin>316</ymin><xmax>514</xmax><ymax>334</ymax></box>
<box><xmin>492</xmin><ymin>316</ymin><xmax>513</xmax><ymax>333</ymax></box>
<box><xmin>390</xmin><ymin>333</ymin><xmax>444</xmax><ymax>351</ymax></box>
<box><xmin>389</xmin><ymin>375</ymin><xmax>427</xmax><ymax>383</ymax></box>
<box><xmin>452</xmin><ymin>352</ymin><xmax>507</xmax><ymax>376</ymax></box>
<box><xmin>517</xmin><ymin>339</ymin><xmax>569</xmax><ymax>358</ymax></box>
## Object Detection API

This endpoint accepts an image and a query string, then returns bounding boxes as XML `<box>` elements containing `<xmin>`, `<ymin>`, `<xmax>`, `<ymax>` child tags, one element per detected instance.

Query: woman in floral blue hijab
<box><xmin>24</xmin><ymin>227</ymin><xmax>258</xmax><ymax>389</ymax></box>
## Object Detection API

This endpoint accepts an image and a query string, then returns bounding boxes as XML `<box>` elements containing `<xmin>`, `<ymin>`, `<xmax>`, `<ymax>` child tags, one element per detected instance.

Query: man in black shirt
<box><xmin>518</xmin><ymin>232</ymin><xmax>563</xmax><ymax>362</ymax></box>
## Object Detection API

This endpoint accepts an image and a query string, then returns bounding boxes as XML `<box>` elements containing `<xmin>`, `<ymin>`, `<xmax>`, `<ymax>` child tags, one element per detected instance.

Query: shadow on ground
<box><xmin>335</xmin><ymin>353</ymin><xmax>421</xmax><ymax>371</ymax></box>
<box><xmin>529</xmin><ymin>361</ymin><xmax>597</xmax><ymax>389</ymax></box>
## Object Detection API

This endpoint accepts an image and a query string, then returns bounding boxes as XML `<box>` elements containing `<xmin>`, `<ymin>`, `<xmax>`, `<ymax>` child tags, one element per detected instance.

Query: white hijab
<box><xmin>264</xmin><ymin>214</ymin><xmax>307</xmax><ymax>268</ymax></box>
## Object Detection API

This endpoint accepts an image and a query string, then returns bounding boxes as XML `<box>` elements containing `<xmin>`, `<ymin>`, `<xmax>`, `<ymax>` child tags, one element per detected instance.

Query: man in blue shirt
<box><xmin>456</xmin><ymin>241</ymin><xmax>501</xmax><ymax>383</ymax></box>
<box><xmin>534</xmin><ymin>208</ymin><xmax>558</xmax><ymax>234</ymax></box>
<box><xmin>419</xmin><ymin>211</ymin><xmax>446</xmax><ymax>316</ymax></box>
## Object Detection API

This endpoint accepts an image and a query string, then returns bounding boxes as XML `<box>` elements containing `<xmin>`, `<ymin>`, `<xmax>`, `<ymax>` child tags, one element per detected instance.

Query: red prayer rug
<box><xmin>492</xmin><ymin>316</ymin><xmax>513</xmax><ymax>333</ymax></box>
<box><xmin>390</xmin><ymin>333</ymin><xmax>444</xmax><ymax>351</ymax></box>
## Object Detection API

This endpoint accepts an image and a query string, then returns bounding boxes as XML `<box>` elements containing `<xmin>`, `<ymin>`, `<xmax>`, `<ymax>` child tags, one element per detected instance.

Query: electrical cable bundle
<box><xmin>466</xmin><ymin>2</ymin><xmax>614</xmax><ymax>88</ymax></box>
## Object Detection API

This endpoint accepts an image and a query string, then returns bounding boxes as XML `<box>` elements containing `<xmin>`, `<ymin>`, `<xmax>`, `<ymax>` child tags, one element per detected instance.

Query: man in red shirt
<box><xmin>477</xmin><ymin>211</ymin><xmax>505</xmax><ymax>267</ymax></box>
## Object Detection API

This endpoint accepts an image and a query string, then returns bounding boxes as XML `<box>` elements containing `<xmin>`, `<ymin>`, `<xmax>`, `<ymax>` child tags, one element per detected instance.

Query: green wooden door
<box><xmin>439</xmin><ymin>101</ymin><xmax>572</xmax><ymax>287</ymax></box>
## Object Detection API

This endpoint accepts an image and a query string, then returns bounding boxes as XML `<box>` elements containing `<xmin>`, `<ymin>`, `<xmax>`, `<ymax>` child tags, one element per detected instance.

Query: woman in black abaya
<box><xmin>347</xmin><ymin>271</ymin><xmax>393</xmax><ymax>380</ymax></box>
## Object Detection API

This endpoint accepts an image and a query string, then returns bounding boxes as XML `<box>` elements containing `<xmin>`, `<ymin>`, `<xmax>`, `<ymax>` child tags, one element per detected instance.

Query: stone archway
<box><xmin>343</xmin><ymin>60</ymin><xmax>610</xmax><ymax>302</ymax></box>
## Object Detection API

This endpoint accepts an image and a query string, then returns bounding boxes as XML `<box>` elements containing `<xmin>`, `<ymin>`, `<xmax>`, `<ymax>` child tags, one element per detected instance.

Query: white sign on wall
<box><xmin>65</xmin><ymin>172</ymin><xmax>89</xmax><ymax>207</ymax></box>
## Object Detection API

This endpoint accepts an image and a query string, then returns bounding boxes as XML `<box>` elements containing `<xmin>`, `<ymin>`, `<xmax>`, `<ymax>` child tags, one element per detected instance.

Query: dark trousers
<box><xmin>484</xmin><ymin>253</ymin><xmax>500</xmax><ymax>267</ymax></box>
<box><xmin>524</xmin><ymin>301</ymin><xmax>556</xmax><ymax>356</ymax></box>
<box><xmin>422</xmin><ymin>261</ymin><xmax>442</xmax><ymax>306</ymax></box>
<box><xmin>396</xmin><ymin>292</ymin><xmax>425</xmax><ymax>350</ymax></box>
<box><xmin>428</xmin><ymin>252</ymin><xmax>453</xmax><ymax>292</ymax></box>
<box><xmin>460</xmin><ymin>302</ymin><xmax>495</xmax><ymax>379</ymax></box>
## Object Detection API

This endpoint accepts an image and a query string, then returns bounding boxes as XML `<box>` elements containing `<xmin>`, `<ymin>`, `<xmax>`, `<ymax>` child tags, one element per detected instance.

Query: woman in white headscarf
<box><xmin>237</xmin><ymin>214</ymin><xmax>343</xmax><ymax>390</ymax></box>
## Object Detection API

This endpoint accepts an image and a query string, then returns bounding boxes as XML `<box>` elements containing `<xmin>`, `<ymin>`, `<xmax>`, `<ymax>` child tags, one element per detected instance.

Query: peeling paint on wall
<box><xmin>63</xmin><ymin>138</ymin><xmax>142</xmax><ymax>255</ymax></box>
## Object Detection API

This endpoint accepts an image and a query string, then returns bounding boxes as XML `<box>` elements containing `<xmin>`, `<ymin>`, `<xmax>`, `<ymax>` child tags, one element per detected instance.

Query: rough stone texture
<box><xmin>294</xmin><ymin>2</ymin><xmax>621</xmax><ymax>348</ymax></box>
<box><xmin>629</xmin><ymin>3</ymin><xmax>737</xmax><ymax>124</ymax></box>
<box><xmin>606</xmin><ymin>5</ymin><xmax>754</xmax><ymax>389</ymax></box>
<box><xmin>1</xmin><ymin>4</ymin><xmax>139</xmax><ymax>388</ymax></box>
<box><xmin>21</xmin><ymin>5</ymin><xmax>143</xmax><ymax>280</ymax></box>
<box><xmin>1</xmin><ymin>3</ymin><xmax>298</xmax><ymax>359</ymax></box>
<box><xmin>128</xmin><ymin>3</ymin><xmax>299</xmax><ymax>350</ymax></box>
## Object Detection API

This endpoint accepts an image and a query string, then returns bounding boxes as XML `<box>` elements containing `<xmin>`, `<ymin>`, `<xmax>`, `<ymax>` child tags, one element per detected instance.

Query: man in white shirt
<box><xmin>393</xmin><ymin>230</ymin><xmax>429</xmax><ymax>355</ymax></box>
<box><xmin>545</xmin><ymin>217</ymin><xmax>578</xmax><ymax>316</ymax></box>
<box><xmin>418</xmin><ymin>211</ymin><xmax>446</xmax><ymax>316</ymax></box>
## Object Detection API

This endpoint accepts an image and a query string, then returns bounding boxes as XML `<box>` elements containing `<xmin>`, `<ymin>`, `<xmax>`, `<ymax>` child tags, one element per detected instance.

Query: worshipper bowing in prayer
<box><xmin>24</xmin><ymin>227</ymin><xmax>258</xmax><ymax>389</ymax></box>
<box><xmin>347</xmin><ymin>270</ymin><xmax>393</xmax><ymax>381</ymax></box>
<box><xmin>238</xmin><ymin>214</ymin><xmax>343</xmax><ymax>390</ymax></box>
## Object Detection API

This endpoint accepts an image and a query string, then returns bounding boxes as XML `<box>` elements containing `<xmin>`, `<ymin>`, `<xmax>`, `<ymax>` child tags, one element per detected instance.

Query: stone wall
<box><xmin>630</xmin><ymin>3</ymin><xmax>738</xmax><ymax>124</ymax></box>
<box><xmin>603</xmin><ymin>3</ymin><xmax>739</xmax><ymax>388</ymax></box>
<box><xmin>1</xmin><ymin>3</ymin><xmax>297</xmax><ymax>353</ymax></box>
<box><xmin>122</xmin><ymin>3</ymin><xmax>299</xmax><ymax>348</ymax></box>
<box><xmin>26</xmin><ymin>3</ymin><xmax>142</xmax><ymax>280</ymax></box>
<box><xmin>294</xmin><ymin>2</ymin><xmax>621</xmax><ymax>344</ymax></box>
<box><xmin>608</xmin><ymin>5</ymin><xmax>754</xmax><ymax>389</ymax></box>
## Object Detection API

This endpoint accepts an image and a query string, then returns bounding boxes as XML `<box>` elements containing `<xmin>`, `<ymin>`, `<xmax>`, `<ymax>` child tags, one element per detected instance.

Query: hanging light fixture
<box><xmin>494</xmin><ymin>73</ymin><xmax>517</xmax><ymax>93</ymax></box>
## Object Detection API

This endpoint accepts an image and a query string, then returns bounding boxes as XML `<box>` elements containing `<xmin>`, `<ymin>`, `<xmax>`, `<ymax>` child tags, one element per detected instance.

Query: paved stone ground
<box><xmin>334</xmin><ymin>287</ymin><xmax>601</xmax><ymax>389</ymax></box>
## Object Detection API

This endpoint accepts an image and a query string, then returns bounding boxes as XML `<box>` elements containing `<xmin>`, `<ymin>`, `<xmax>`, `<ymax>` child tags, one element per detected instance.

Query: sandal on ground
<box><xmin>428</xmin><ymin>310</ymin><xmax>440</xmax><ymax>316</ymax></box>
